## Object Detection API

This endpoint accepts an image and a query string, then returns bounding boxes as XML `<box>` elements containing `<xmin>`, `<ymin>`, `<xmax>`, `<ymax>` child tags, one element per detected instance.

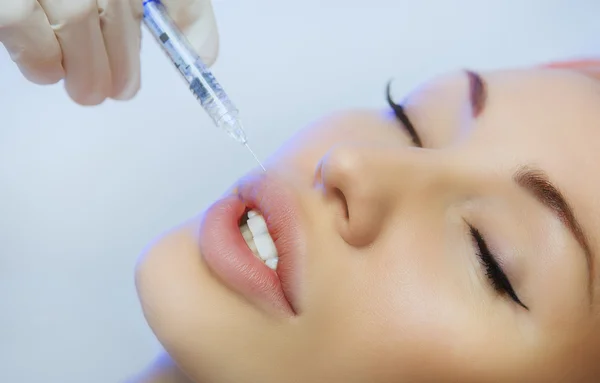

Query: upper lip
<box><xmin>235</xmin><ymin>171</ymin><xmax>304</xmax><ymax>315</ymax></box>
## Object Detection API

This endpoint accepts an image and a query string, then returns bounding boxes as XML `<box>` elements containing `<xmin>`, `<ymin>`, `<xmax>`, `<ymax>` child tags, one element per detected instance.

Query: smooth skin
<box><xmin>134</xmin><ymin>60</ymin><xmax>600</xmax><ymax>383</ymax></box>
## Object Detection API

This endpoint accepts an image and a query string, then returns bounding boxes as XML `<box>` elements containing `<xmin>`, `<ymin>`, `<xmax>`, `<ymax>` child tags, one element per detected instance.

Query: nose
<box><xmin>315</xmin><ymin>143</ymin><xmax>440</xmax><ymax>247</ymax></box>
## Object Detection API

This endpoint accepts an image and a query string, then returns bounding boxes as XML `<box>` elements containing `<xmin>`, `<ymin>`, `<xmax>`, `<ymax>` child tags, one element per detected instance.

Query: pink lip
<box><xmin>199</xmin><ymin>172</ymin><xmax>304</xmax><ymax>317</ymax></box>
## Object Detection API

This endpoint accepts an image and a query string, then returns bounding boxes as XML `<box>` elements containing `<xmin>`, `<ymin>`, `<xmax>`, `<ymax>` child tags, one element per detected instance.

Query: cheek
<box><xmin>302</xmin><ymin>232</ymin><xmax>473</xmax><ymax>373</ymax></box>
<box><xmin>368</xmin><ymin>239</ymin><xmax>465</xmax><ymax>340</ymax></box>
<box><xmin>344</xmin><ymin>223</ymin><xmax>485</xmax><ymax>369</ymax></box>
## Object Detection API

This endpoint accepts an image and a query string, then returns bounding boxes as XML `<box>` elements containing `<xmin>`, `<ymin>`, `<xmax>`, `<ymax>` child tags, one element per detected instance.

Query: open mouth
<box><xmin>199</xmin><ymin>172</ymin><xmax>303</xmax><ymax>317</ymax></box>
<box><xmin>239</xmin><ymin>209</ymin><xmax>279</xmax><ymax>271</ymax></box>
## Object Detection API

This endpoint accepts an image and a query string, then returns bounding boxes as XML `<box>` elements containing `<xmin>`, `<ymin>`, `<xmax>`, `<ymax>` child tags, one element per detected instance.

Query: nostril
<box><xmin>315</xmin><ymin>160</ymin><xmax>350</xmax><ymax>223</ymax></box>
<box><xmin>315</xmin><ymin>143</ymin><xmax>390</xmax><ymax>247</ymax></box>
<box><xmin>332</xmin><ymin>187</ymin><xmax>349</xmax><ymax>220</ymax></box>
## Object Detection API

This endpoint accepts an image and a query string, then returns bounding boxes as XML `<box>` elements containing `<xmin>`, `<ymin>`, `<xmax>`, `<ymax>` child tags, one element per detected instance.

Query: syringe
<box><xmin>142</xmin><ymin>0</ymin><xmax>265</xmax><ymax>171</ymax></box>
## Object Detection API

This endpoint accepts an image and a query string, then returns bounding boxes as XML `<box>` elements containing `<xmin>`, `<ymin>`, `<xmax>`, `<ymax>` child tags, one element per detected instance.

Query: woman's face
<box><xmin>135</xmin><ymin>65</ymin><xmax>600</xmax><ymax>383</ymax></box>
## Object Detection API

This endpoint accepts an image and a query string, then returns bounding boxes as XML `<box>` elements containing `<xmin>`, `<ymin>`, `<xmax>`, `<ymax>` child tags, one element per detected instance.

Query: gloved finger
<box><xmin>0</xmin><ymin>0</ymin><xmax>64</xmax><ymax>84</ymax></box>
<box><xmin>98</xmin><ymin>0</ymin><xmax>143</xmax><ymax>100</ymax></box>
<box><xmin>39</xmin><ymin>0</ymin><xmax>111</xmax><ymax>105</ymax></box>
<box><xmin>162</xmin><ymin>0</ymin><xmax>219</xmax><ymax>66</ymax></box>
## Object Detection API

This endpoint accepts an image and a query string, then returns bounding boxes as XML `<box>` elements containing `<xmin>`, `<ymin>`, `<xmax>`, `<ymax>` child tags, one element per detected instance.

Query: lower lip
<box><xmin>199</xmin><ymin>195</ymin><xmax>294</xmax><ymax>317</ymax></box>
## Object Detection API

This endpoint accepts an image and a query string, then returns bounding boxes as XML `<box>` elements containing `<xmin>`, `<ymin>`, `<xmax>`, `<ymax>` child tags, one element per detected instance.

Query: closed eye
<box><xmin>386</xmin><ymin>81</ymin><xmax>528</xmax><ymax>310</ymax></box>
<box><xmin>468</xmin><ymin>224</ymin><xmax>528</xmax><ymax>310</ymax></box>
<box><xmin>386</xmin><ymin>81</ymin><xmax>423</xmax><ymax>147</ymax></box>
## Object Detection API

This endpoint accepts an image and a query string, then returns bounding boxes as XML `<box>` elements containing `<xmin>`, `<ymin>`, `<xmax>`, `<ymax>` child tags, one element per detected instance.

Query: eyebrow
<box><xmin>465</xmin><ymin>70</ymin><xmax>595</xmax><ymax>299</ymax></box>
<box><xmin>466</xmin><ymin>70</ymin><xmax>487</xmax><ymax>118</ymax></box>
<box><xmin>514</xmin><ymin>168</ymin><xmax>594</xmax><ymax>298</ymax></box>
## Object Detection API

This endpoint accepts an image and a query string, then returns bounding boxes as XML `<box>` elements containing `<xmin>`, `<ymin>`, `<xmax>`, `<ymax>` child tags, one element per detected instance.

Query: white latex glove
<box><xmin>0</xmin><ymin>0</ymin><xmax>219</xmax><ymax>105</ymax></box>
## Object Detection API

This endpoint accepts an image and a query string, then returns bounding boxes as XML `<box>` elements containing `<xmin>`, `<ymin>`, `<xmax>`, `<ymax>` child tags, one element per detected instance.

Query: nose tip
<box><xmin>316</xmin><ymin>144</ymin><xmax>391</xmax><ymax>247</ymax></box>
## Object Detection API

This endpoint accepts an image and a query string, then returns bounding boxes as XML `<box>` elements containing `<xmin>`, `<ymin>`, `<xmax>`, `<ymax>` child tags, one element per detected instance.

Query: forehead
<box><xmin>484</xmin><ymin>70</ymin><xmax>599</xmax><ymax>202</ymax></box>
<box><xmin>484</xmin><ymin>68</ymin><xmax>600</xmax><ymax>144</ymax></box>
<box><xmin>479</xmin><ymin>68</ymin><xmax>600</xmax><ymax>281</ymax></box>
<box><xmin>403</xmin><ymin>67</ymin><xmax>600</xmax><ymax>301</ymax></box>
<box><xmin>410</xmin><ymin>68</ymin><xmax>600</xmax><ymax>194</ymax></box>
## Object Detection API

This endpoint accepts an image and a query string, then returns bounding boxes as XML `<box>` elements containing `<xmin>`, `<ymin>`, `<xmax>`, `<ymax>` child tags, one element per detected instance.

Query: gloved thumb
<box><xmin>162</xmin><ymin>0</ymin><xmax>220</xmax><ymax>67</ymax></box>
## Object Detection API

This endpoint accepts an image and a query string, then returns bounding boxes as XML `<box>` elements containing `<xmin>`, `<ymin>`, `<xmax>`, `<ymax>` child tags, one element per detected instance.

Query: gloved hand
<box><xmin>0</xmin><ymin>0</ymin><xmax>219</xmax><ymax>105</ymax></box>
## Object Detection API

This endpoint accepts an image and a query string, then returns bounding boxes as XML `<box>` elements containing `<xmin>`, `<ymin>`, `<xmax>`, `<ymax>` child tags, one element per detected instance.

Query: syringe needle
<box><xmin>143</xmin><ymin>1</ymin><xmax>263</xmax><ymax>171</ymax></box>
<box><xmin>244</xmin><ymin>142</ymin><xmax>266</xmax><ymax>171</ymax></box>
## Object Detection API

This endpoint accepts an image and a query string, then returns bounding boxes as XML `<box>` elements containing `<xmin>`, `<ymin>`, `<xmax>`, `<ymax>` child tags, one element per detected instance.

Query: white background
<box><xmin>0</xmin><ymin>1</ymin><xmax>598</xmax><ymax>382</ymax></box>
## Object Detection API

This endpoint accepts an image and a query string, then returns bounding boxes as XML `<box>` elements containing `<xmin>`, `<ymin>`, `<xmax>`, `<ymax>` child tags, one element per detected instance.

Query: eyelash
<box><xmin>385</xmin><ymin>84</ymin><xmax>528</xmax><ymax>310</ymax></box>
<box><xmin>386</xmin><ymin>82</ymin><xmax>422</xmax><ymax>147</ymax></box>
<box><xmin>468</xmin><ymin>225</ymin><xmax>528</xmax><ymax>310</ymax></box>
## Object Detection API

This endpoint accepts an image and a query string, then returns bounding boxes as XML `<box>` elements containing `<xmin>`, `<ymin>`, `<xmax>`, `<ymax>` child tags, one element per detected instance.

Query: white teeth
<box><xmin>247</xmin><ymin>235</ymin><xmax>259</xmax><ymax>254</ymax></box>
<box><xmin>253</xmin><ymin>234</ymin><xmax>278</xmax><ymax>261</ymax></box>
<box><xmin>247</xmin><ymin>210</ymin><xmax>269</xmax><ymax>236</ymax></box>
<box><xmin>241</xmin><ymin>225</ymin><xmax>253</xmax><ymax>241</ymax></box>
<box><xmin>265</xmin><ymin>258</ymin><xmax>278</xmax><ymax>270</ymax></box>
<box><xmin>239</xmin><ymin>211</ymin><xmax>279</xmax><ymax>270</ymax></box>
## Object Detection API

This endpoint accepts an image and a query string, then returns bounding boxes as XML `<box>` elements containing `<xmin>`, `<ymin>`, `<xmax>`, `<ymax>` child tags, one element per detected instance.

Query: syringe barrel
<box><xmin>142</xmin><ymin>0</ymin><xmax>240</xmax><ymax>129</ymax></box>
